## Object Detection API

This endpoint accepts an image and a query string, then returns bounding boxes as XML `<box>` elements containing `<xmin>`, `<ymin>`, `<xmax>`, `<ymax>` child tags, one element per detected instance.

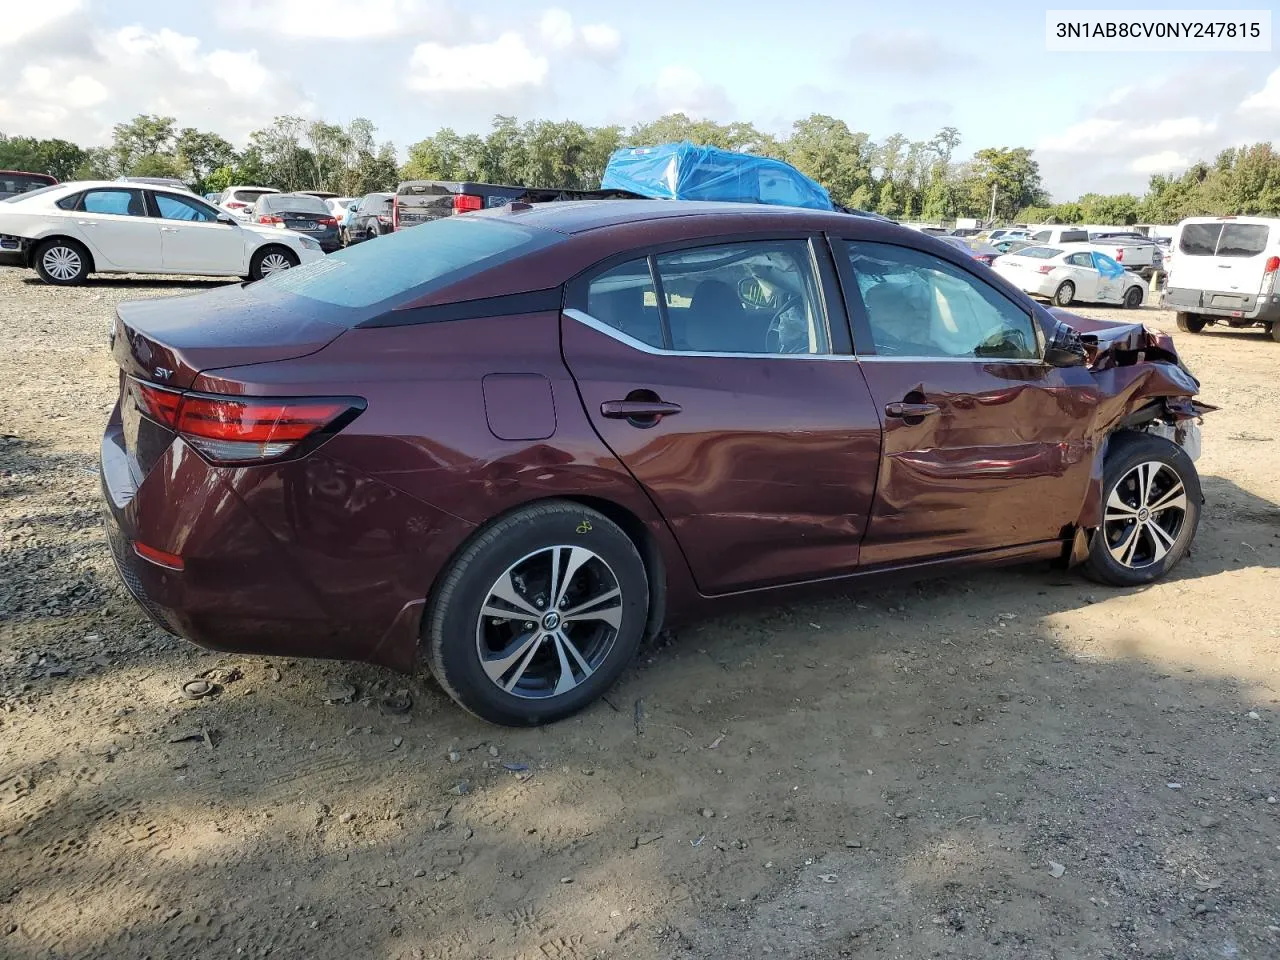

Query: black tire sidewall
<box><xmin>427</xmin><ymin>503</ymin><xmax>649</xmax><ymax>726</ymax></box>
<box><xmin>1084</xmin><ymin>432</ymin><xmax>1201</xmax><ymax>586</ymax></box>
<box><xmin>250</xmin><ymin>246</ymin><xmax>299</xmax><ymax>281</ymax></box>
<box><xmin>1055</xmin><ymin>281</ymin><xmax>1074</xmax><ymax>306</ymax></box>
<box><xmin>34</xmin><ymin>239</ymin><xmax>89</xmax><ymax>285</ymax></box>
<box><xmin>1124</xmin><ymin>286</ymin><xmax>1143</xmax><ymax>308</ymax></box>
<box><xmin>1176</xmin><ymin>313</ymin><xmax>1207</xmax><ymax>333</ymax></box>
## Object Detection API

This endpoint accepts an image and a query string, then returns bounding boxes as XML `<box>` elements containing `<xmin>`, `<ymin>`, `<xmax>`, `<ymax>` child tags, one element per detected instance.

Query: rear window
<box><xmin>1179</xmin><ymin>223</ymin><xmax>1222</xmax><ymax>256</ymax></box>
<box><xmin>398</xmin><ymin>182</ymin><xmax>453</xmax><ymax>196</ymax></box>
<box><xmin>255</xmin><ymin>215</ymin><xmax>562</xmax><ymax>311</ymax></box>
<box><xmin>0</xmin><ymin>172</ymin><xmax>56</xmax><ymax>197</ymax></box>
<box><xmin>3</xmin><ymin>183</ymin><xmax>63</xmax><ymax>204</ymax></box>
<box><xmin>1017</xmin><ymin>246</ymin><xmax>1062</xmax><ymax>259</ymax></box>
<box><xmin>233</xmin><ymin>189</ymin><xmax>274</xmax><ymax>205</ymax></box>
<box><xmin>262</xmin><ymin>195</ymin><xmax>330</xmax><ymax>214</ymax></box>
<box><xmin>1058</xmin><ymin>230</ymin><xmax>1088</xmax><ymax>243</ymax></box>
<box><xmin>1218</xmin><ymin>224</ymin><xmax>1269</xmax><ymax>257</ymax></box>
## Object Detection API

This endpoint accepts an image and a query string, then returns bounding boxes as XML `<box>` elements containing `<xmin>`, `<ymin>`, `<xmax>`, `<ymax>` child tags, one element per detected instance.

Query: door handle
<box><xmin>75</xmin><ymin>220</ymin><xmax>96</xmax><ymax>226</ymax></box>
<box><xmin>884</xmin><ymin>401</ymin><xmax>939</xmax><ymax>419</ymax></box>
<box><xmin>600</xmin><ymin>400</ymin><xmax>682</xmax><ymax>420</ymax></box>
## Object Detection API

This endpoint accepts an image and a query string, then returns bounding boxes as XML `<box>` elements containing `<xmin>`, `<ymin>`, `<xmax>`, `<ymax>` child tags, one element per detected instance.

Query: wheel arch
<box><xmin>27</xmin><ymin>234</ymin><xmax>96</xmax><ymax>273</ymax></box>
<box><xmin>423</xmin><ymin>494</ymin><xmax>668</xmax><ymax>646</ymax></box>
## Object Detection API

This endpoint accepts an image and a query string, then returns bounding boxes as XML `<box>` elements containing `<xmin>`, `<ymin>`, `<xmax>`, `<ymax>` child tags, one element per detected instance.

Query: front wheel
<box><xmin>1053</xmin><ymin>281</ymin><xmax>1075</xmax><ymax>307</ymax></box>
<box><xmin>1081</xmin><ymin>432</ymin><xmax>1201</xmax><ymax>587</ymax></box>
<box><xmin>425</xmin><ymin>501</ymin><xmax>650</xmax><ymax>726</ymax></box>
<box><xmin>249</xmin><ymin>246</ymin><xmax>298</xmax><ymax>280</ymax></box>
<box><xmin>1123</xmin><ymin>285</ymin><xmax>1143</xmax><ymax>309</ymax></box>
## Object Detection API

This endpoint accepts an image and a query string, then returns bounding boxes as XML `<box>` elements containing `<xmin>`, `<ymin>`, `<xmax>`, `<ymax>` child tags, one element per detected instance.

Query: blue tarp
<box><xmin>1092</xmin><ymin>251</ymin><xmax>1126</xmax><ymax>278</ymax></box>
<box><xmin>600</xmin><ymin>141</ymin><xmax>834</xmax><ymax>211</ymax></box>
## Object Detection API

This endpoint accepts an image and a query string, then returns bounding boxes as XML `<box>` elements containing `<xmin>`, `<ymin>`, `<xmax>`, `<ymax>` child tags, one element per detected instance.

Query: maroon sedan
<box><xmin>102</xmin><ymin>200</ymin><xmax>1212</xmax><ymax>725</ymax></box>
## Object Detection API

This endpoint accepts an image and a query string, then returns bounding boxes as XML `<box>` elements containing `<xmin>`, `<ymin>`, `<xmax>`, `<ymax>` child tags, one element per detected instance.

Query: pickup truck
<box><xmin>391</xmin><ymin>181</ymin><xmax>641</xmax><ymax>230</ymax></box>
<box><xmin>1089</xmin><ymin>232</ymin><xmax>1163</xmax><ymax>279</ymax></box>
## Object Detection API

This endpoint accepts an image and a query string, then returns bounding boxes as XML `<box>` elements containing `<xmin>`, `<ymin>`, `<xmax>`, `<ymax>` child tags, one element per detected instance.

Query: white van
<box><xmin>1165</xmin><ymin>216</ymin><xmax>1280</xmax><ymax>341</ymax></box>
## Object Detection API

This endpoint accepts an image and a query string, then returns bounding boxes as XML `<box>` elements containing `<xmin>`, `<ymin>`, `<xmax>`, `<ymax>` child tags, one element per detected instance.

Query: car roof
<box><xmin>469</xmin><ymin>198</ymin><xmax>862</xmax><ymax>235</ymax></box>
<box><xmin>226</xmin><ymin>185</ymin><xmax>278</xmax><ymax>192</ymax></box>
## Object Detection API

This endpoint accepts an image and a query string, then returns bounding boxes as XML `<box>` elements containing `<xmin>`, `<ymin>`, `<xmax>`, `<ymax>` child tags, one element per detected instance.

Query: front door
<box><xmin>834</xmin><ymin>238</ymin><xmax>1097</xmax><ymax>567</ymax></box>
<box><xmin>151</xmin><ymin>192</ymin><xmax>247</xmax><ymax>275</ymax></box>
<box><xmin>561</xmin><ymin>238</ymin><xmax>883</xmax><ymax>595</ymax></box>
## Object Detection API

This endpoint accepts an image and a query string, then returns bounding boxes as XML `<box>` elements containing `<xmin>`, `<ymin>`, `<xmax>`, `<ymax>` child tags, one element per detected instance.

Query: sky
<box><xmin>1</xmin><ymin>0</ymin><xmax>1277</xmax><ymax>201</ymax></box>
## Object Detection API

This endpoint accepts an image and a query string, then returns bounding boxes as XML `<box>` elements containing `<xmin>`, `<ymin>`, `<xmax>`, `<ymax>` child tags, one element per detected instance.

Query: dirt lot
<box><xmin>1</xmin><ymin>265</ymin><xmax>1277</xmax><ymax>960</ymax></box>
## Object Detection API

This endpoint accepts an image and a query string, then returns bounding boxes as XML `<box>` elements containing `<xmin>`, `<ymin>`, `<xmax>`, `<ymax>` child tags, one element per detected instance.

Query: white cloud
<box><xmin>0</xmin><ymin>20</ymin><xmax>312</xmax><ymax>146</ymax></box>
<box><xmin>537</xmin><ymin>8</ymin><xmax>620</xmax><ymax>59</ymax></box>
<box><xmin>1034</xmin><ymin>59</ymin><xmax>1280</xmax><ymax>200</ymax></box>
<box><xmin>1240</xmin><ymin>66</ymin><xmax>1280</xmax><ymax>115</ymax></box>
<box><xmin>0</xmin><ymin>0</ymin><xmax>82</xmax><ymax>47</ymax></box>
<box><xmin>406</xmin><ymin>32</ymin><xmax>548</xmax><ymax>93</ymax></box>
<box><xmin>1131</xmin><ymin>150</ymin><xmax>1190</xmax><ymax>175</ymax></box>
<box><xmin>216</xmin><ymin>0</ymin><xmax>475</xmax><ymax>42</ymax></box>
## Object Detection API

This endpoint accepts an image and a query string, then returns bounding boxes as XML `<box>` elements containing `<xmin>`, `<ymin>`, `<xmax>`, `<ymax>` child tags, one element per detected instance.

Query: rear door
<box><xmin>561</xmin><ymin>236</ymin><xmax>883</xmax><ymax>595</ymax></box>
<box><xmin>834</xmin><ymin>238</ymin><xmax>1096</xmax><ymax>566</ymax></box>
<box><xmin>151</xmin><ymin>191</ymin><xmax>246</xmax><ymax>274</ymax></box>
<box><xmin>1214</xmin><ymin>222</ymin><xmax>1272</xmax><ymax>298</ymax></box>
<box><xmin>1171</xmin><ymin>221</ymin><xmax>1223</xmax><ymax>292</ymax></box>
<box><xmin>72</xmin><ymin>188</ymin><xmax>162</xmax><ymax>271</ymax></box>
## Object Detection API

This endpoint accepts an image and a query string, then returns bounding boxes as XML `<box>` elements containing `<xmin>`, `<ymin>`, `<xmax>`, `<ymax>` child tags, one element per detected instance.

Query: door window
<box><xmin>586</xmin><ymin>258</ymin><xmax>666</xmax><ymax>348</ymax></box>
<box><xmin>80</xmin><ymin>189</ymin><xmax>145</xmax><ymax>216</ymax></box>
<box><xmin>654</xmin><ymin>241</ymin><xmax>829</xmax><ymax>355</ymax></box>
<box><xmin>1066</xmin><ymin>252</ymin><xmax>1093</xmax><ymax>267</ymax></box>
<box><xmin>1178</xmin><ymin>223</ymin><xmax>1221</xmax><ymax>256</ymax></box>
<box><xmin>844</xmin><ymin>241</ymin><xmax>1039</xmax><ymax>360</ymax></box>
<box><xmin>154</xmin><ymin>193</ymin><xmax>219</xmax><ymax>222</ymax></box>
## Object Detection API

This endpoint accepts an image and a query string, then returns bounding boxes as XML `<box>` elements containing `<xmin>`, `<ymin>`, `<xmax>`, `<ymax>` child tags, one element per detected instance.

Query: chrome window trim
<box><xmin>563</xmin><ymin>308</ymin><xmax>859</xmax><ymax>361</ymax></box>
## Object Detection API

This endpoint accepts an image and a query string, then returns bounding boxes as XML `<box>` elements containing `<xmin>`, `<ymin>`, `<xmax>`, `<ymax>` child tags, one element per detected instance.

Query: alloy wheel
<box><xmin>475</xmin><ymin>545</ymin><xmax>623</xmax><ymax>699</ymax></box>
<box><xmin>42</xmin><ymin>246</ymin><xmax>81</xmax><ymax>281</ymax></box>
<box><xmin>259</xmin><ymin>252</ymin><xmax>293</xmax><ymax>275</ymax></box>
<box><xmin>1103</xmin><ymin>460</ymin><xmax>1188</xmax><ymax>568</ymax></box>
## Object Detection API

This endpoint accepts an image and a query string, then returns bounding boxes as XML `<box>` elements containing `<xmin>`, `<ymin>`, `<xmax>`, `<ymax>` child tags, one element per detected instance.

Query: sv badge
<box><xmin>154</xmin><ymin>367</ymin><xmax>174</xmax><ymax>381</ymax></box>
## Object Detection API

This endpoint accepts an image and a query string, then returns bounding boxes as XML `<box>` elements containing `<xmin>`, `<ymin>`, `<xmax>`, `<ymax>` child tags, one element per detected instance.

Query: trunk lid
<box><xmin>111</xmin><ymin>284</ymin><xmax>349</xmax><ymax>389</ymax></box>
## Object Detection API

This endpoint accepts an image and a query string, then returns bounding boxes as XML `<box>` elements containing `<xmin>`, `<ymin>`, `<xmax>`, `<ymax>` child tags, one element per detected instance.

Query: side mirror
<box><xmin>216</xmin><ymin>213</ymin><xmax>236</xmax><ymax>226</ymax></box>
<box><xmin>1043</xmin><ymin>318</ymin><xmax>1088</xmax><ymax>367</ymax></box>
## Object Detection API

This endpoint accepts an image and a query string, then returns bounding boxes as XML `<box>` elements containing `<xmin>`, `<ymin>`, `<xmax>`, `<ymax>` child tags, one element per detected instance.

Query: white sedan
<box><xmin>0</xmin><ymin>181</ymin><xmax>325</xmax><ymax>285</ymax></box>
<box><xmin>992</xmin><ymin>243</ymin><xmax>1147</xmax><ymax>308</ymax></box>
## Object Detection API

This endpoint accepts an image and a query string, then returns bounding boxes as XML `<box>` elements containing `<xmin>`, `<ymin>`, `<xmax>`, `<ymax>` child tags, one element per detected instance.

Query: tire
<box><xmin>1123</xmin><ymin>285</ymin><xmax>1143</xmax><ymax>309</ymax></box>
<box><xmin>1081</xmin><ymin>432</ymin><xmax>1202</xmax><ymax>587</ymax></box>
<box><xmin>1270</xmin><ymin>322</ymin><xmax>1280</xmax><ymax>344</ymax></box>
<box><xmin>33</xmin><ymin>238</ymin><xmax>90</xmax><ymax>285</ymax></box>
<box><xmin>425</xmin><ymin>500</ymin><xmax>650</xmax><ymax>726</ymax></box>
<box><xmin>1053</xmin><ymin>281</ymin><xmax>1075</xmax><ymax>307</ymax></box>
<box><xmin>249</xmin><ymin>245</ymin><xmax>299</xmax><ymax>281</ymax></box>
<box><xmin>1176</xmin><ymin>312</ymin><xmax>1207</xmax><ymax>333</ymax></box>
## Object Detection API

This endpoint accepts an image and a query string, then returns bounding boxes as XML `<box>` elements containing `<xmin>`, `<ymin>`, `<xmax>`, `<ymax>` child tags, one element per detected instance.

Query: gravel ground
<box><xmin>1</xmin><ymin>265</ymin><xmax>1278</xmax><ymax>960</ymax></box>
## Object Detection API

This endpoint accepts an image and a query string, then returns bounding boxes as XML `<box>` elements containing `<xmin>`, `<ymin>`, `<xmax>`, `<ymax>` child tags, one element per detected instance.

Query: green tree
<box><xmin>175</xmin><ymin>129</ymin><xmax>236</xmax><ymax>191</ymax></box>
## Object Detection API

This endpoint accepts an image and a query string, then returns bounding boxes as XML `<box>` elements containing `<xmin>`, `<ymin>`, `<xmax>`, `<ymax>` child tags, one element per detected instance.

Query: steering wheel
<box><xmin>763</xmin><ymin>293</ymin><xmax>808</xmax><ymax>354</ymax></box>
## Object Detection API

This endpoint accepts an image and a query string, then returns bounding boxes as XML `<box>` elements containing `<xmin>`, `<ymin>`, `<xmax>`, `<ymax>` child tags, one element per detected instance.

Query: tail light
<box><xmin>258</xmin><ymin>215</ymin><xmax>283</xmax><ymax>226</ymax></box>
<box><xmin>1262</xmin><ymin>255</ymin><xmax>1280</xmax><ymax>296</ymax></box>
<box><xmin>392</xmin><ymin>197</ymin><xmax>399</xmax><ymax>230</ymax></box>
<box><xmin>1114</xmin><ymin>248</ymin><xmax>1124</xmax><ymax>262</ymax></box>
<box><xmin>377</xmin><ymin>215</ymin><xmax>392</xmax><ymax>225</ymax></box>
<box><xmin>320</xmin><ymin>217</ymin><xmax>337</xmax><ymax>227</ymax></box>
<box><xmin>453</xmin><ymin>194</ymin><xmax>483</xmax><ymax>213</ymax></box>
<box><xmin>129</xmin><ymin>379</ymin><xmax>365</xmax><ymax>465</ymax></box>
<box><xmin>225</xmin><ymin>201</ymin><xmax>246</xmax><ymax>210</ymax></box>
<box><xmin>1037</xmin><ymin>265</ymin><xmax>1055</xmax><ymax>274</ymax></box>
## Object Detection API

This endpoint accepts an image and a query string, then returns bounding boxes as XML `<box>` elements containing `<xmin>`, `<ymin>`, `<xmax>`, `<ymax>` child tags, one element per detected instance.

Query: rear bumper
<box><xmin>100</xmin><ymin>417</ymin><xmax>475</xmax><ymax>672</ymax></box>
<box><xmin>1165</xmin><ymin>286</ymin><xmax>1280</xmax><ymax>322</ymax></box>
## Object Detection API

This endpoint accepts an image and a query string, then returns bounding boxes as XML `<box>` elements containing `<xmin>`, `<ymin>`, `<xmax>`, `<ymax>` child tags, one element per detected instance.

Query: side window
<box><xmin>586</xmin><ymin>258</ymin><xmax>665</xmax><ymax>349</ymax></box>
<box><xmin>1178</xmin><ymin>223</ymin><xmax>1220</xmax><ymax>256</ymax></box>
<box><xmin>154</xmin><ymin>193</ymin><xmax>218</xmax><ymax>222</ymax></box>
<box><xmin>55</xmin><ymin>193</ymin><xmax>80</xmax><ymax>211</ymax></box>
<box><xmin>845</xmin><ymin>241</ymin><xmax>1038</xmax><ymax>360</ymax></box>
<box><xmin>80</xmin><ymin>189</ymin><xmax>144</xmax><ymax>217</ymax></box>
<box><xmin>654</xmin><ymin>241</ymin><xmax>829</xmax><ymax>355</ymax></box>
<box><xmin>1066</xmin><ymin>252</ymin><xmax>1093</xmax><ymax>267</ymax></box>
<box><xmin>1218</xmin><ymin>224</ymin><xmax>1269</xmax><ymax>257</ymax></box>
<box><xmin>1032</xmin><ymin>231</ymin><xmax>1050</xmax><ymax>242</ymax></box>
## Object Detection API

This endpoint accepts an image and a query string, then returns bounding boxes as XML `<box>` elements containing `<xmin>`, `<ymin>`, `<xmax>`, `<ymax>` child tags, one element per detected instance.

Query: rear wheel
<box><xmin>1176</xmin><ymin>312</ymin><xmax>1207</xmax><ymax>333</ymax></box>
<box><xmin>249</xmin><ymin>246</ymin><xmax>298</xmax><ymax>281</ymax></box>
<box><xmin>1123</xmin><ymin>285</ymin><xmax>1143</xmax><ymax>308</ymax></box>
<box><xmin>33</xmin><ymin>238</ymin><xmax>90</xmax><ymax>285</ymax></box>
<box><xmin>1082</xmin><ymin>432</ymin><xmax>1201</xmax><ymax>587</ymax></box>
<box><xmin>1269</xmin><ymin>322</ymin><xmax>1280</xmax><ymax>343</ymax></box>
<box><xmin>1053</xmin><ymin>281</ymin><xmax>1075</xmax><ymax>307</ymax></box>
<box><xmin>425</xmin><ymin>501</ymin><xmax>650</xmax><ymax>726</ymax></box>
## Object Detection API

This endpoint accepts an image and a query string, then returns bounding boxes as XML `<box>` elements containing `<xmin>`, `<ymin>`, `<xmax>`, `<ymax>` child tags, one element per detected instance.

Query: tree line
<box><xmin>3</xmin><ymin>113</ymin><xmax>1277</xmax><ymax>225</ymax></box>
